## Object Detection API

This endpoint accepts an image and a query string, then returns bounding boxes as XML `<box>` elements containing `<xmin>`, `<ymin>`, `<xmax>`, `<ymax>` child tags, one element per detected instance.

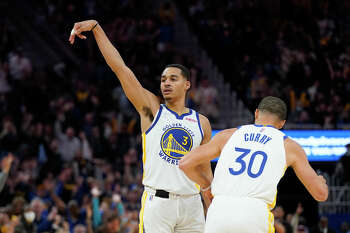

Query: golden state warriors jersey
<box><xmin>212</xmin><ymin>125</ymin><xmax>287</xmax><ymax>209</ymax></box>
<box><xmin>142</xmin><ymin>104</ymin><xmax>203</xmax><ymax>195</ymax></box>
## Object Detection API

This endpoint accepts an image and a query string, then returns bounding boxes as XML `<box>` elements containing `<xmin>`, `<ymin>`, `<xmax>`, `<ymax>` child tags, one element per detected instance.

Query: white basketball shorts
<box><xmin>139</xmin><ymin>187</ymin><xmax>205</xmax><ymax>233</ymax></box>
<box><xmin>205</xmin><ymin>196</ymin><xmax>275</xmax><ymax>233</ymax></box>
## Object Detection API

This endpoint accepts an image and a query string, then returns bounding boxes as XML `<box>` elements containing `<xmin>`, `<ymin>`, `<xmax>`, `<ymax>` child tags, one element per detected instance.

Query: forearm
<box><xmin>197</xmin><ymin>162</ymin><xmax>213</xmax><ymax>188</ymax></box>
<box><xmin>50</xmin><ymin>191</ymin><xmax>66</xmax><ymax>211</ymax></box>
<box><xmin>184</xmin><ymin>165</ymin><xmax>212</xmax><ymax>189</ymax></box>
<box><xmin>92</xmin><ymin>23</ymin><xmax>126</xmax><ymax>72</ymax></box>
<box><xmin>91</xmin><ymin>23</ymin><xmax>149</xmax><ymax>111</ymax></box>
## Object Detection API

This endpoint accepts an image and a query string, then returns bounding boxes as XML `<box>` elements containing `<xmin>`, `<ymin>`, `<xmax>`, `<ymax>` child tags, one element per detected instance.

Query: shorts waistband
<box><xmin>144</xmin><ymin>186</ymin><xmax>199</xmax><ymax>199</ymax></box>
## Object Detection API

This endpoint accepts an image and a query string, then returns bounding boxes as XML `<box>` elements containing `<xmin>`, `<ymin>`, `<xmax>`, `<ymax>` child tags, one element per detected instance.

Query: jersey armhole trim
<box><xmin>283</xmin><ymin>135</ymin><xmax>288</xmax><ymax>140</ymax></box>
<box><xmin>196</xmin><ymin>112</ymin><xmax>204</xmax><ymax>141</ymax></box>
<box><xmin>145</xmin><ymin>105</ymin><xmax>163</xmax><ymax>135</ymax></box>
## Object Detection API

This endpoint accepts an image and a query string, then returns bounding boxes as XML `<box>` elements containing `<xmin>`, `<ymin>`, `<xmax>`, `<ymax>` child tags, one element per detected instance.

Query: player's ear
<box><xmin>185</xmin><ymin>80</ymin><xmax>190</xmax><ymax>91</ymax></box>
<box><xmin>278</xmin><ymin>120</ymin><xmax>286</xmax><ymax>129</ymax></box>
<box><xmin>254</xmin><ymin>109</ymin><xmax>259</xmax><ymax>120</ymax></box>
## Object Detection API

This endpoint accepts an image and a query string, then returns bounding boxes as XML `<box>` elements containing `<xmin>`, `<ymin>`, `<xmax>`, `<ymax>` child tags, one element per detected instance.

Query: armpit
<box><xmin>142</xmin><ymin>106</ymin><xmax>154</xmax><ymax>121</ymax></box>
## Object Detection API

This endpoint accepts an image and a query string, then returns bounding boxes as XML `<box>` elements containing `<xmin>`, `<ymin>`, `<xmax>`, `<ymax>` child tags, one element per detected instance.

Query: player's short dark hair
<box><xmin>165</xmin><ymin>64</ymin><xmax>190</xmax><ymax>80</ymax></box>
<box><xmin>257</xmin><ymin>96</ymin><xmax>287</xmax><ymax>120</ymax></box>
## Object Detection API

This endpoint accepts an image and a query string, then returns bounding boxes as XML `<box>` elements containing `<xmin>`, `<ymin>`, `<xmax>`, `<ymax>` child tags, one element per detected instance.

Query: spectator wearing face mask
<box><xmin>14</xmin><ymin>206</ymin><xmax>37</xmax><ymax>233</ymax></box>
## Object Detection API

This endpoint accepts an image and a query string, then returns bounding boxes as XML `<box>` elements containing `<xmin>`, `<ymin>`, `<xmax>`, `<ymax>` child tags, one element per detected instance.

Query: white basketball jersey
<box><xmin>212</xmin><ymin>124</ymin><xmax>287</xmax><ymax>209</ymax></box>
<box><xmin>142</xmin><ymin>104</ymin><xmax>203</xmax><ymax>195</ymax></box>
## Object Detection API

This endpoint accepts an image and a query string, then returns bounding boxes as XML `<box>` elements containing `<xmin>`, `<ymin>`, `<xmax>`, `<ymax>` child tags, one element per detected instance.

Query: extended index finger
<box><xmin>68</xmin><ymin>23</ymin><xmax>81</xmax><ymax>44</ymax></box>
<box><xmin>69</xmin><ymin>33</ymin><xmax>76</xmax><ymax>44</ymax></box>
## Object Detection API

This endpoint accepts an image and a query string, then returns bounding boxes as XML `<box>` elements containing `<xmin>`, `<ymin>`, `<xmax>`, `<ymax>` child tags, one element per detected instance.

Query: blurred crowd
<box><xmin>0</xmin><ymin>0</ymin><xmax>221</xmax><ymax>232</ymax></box>
<box><xmin>179</xmin><ymin>0</ymin><xmax>350</xmax><ymax>128</ymax></box>
<box><xmin>271</xmin><ymin>204</ymin><xmax>350</xmax><ymax>233</ymax></box>
<box><xmin>1</xmin><ymin>0</ymin><xmax>350</xmax><ymax>232</ymax></box>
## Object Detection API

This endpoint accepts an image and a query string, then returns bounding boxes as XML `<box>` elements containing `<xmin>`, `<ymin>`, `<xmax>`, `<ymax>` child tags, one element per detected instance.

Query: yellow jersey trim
<box><xmin>138</xmin><ymin>191</ymin><xmax>148</xmax><ymax>233</ymax></box>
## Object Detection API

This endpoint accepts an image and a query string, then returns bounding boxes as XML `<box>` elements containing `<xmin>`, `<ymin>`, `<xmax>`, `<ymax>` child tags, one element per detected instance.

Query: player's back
<box><xmin>212</xmin><ymin>124</ymin><xmax>287</xmax><ymax>207</ymax></box>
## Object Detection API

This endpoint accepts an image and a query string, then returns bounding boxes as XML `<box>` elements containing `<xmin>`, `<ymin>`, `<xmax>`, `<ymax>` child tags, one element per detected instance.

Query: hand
<box><xmin>69</xmin><ymin>20</ymin><xmax>98</xmax><ymax>44</ymax></box>
<box><xmin>91</xmin><ymin>186</ymin><xmax>101</xmax><ymax>197</ymax></box>
<box><xmin>1</xmin><ymin>153</ymin><xmax>14</xmax><ymax>173</ymax></box>
<box><xmin>48</xmin><ymin>207</ymin><xmax>58</xmax><ymax>221</ymax></box>
<box><xmin>86</xmin><ymin>205</ymin><xmax>92</xmax><ymax>219</ymax></box>
<box><xmin>201</xmin><ymin>188</ymin><xmax>213</xmax><ymax>209</ymax></box>
<box><xmin>112</xmin><ymin>193</ymin><xmax>121</xmax><ymax>203</ymax></box>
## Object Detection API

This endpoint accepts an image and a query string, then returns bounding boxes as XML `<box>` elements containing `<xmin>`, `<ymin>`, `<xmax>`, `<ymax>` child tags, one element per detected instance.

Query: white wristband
<box><xmin>201</xmin><ymin>184</ymin><xmax>211</xmax><ymax>192</ymax></box>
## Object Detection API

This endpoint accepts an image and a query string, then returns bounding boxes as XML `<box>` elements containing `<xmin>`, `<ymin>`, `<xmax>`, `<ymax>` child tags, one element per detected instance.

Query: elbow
<box><xmin>314</xmin><ymin>187</ymin><xmax>329</xmax><ymax>202</ymax></box>
<box><xmin>179</xmin><ymin>160</ymin><xmax>186</xmax><ymax>172</ymax></box>
<box><xmin>179</xmin><ymin>159</ymin><xmax>190</xmax><ymax>173</ymax></box>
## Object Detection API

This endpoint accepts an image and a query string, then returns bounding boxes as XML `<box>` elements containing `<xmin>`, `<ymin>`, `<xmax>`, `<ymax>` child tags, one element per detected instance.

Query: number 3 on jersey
<box><xmin>229</xmin><ymin>147</ymin><xmax>267</xmax><ymax>178</ymax></box>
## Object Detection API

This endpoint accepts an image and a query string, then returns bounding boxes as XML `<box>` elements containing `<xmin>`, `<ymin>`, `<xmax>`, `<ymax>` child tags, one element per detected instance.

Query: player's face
<box><xmin>160</xmin><ymin>67</ymin><xmax>190</xmax><ymax>101</ymax></box>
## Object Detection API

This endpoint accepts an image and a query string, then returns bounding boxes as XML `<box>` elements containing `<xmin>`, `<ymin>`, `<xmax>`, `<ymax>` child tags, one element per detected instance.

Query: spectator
<box><xmin>8</xmin><ymin>48</ymin><xmax>32</xmax><ymax>81</ymax></box>
<box><xmin>310</xmin><ymin>216</ymin><xmax>336</xmax><ymax>233</ymax></box>
<box><xmin>96</xmin><ymin>213</ymin><xmax>121</xmax><ymax>233</ymax></box>
<box><xmin>30</xmin><ymin>198</ymin><xmax>55</xmax><ymax>233</ymax></box>
<box><xmin>335</xmin><ymin>144</ymin><xmax>350</xmax><ymax>185</ymax></box>
<box><xmin>14</xmin><ymin>206</ymin><xmax>37</xmax><ymax>233</ymax></box>
<box><xmin>340</xmin><ymin>221</ymin><xmax>350</xmax><ymax>233</ymax></box>
<box><xmin>0</xmin><ymin>153</ymin><xmax>13</xmax><ymax>193</ymax></box>
<box><xmin>286</xmin><ymin>203</ymin><xmax>304</xmax><ymax>233</ymax></box>
<box><xmin>55</xmin><ymin>123</ymin><xmax>81</xmax><ymax>163</ymax></box>
<box><xmin>273</xmin><ymin>205</ymin><xmax>293</xmax><ymax>233</ymax></box>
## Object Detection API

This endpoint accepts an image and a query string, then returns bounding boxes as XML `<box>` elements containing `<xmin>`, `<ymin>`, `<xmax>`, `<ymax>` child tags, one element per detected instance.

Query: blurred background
<box><xmin>0</xmin><ymin>0</ymin><xmax>350</xmax><ymax>232</ymax></box>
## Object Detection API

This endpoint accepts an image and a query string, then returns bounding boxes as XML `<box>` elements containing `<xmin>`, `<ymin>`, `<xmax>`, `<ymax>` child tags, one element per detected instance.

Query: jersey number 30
<box><xmin>229</xmin><ymin>147</ymin><xmax>267</xmax><ymax>178</ymax></box>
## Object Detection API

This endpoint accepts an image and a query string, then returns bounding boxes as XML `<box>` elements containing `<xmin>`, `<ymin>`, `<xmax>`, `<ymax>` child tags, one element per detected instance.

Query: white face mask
<box><xmin>24</xmin><ymin>211</ymin><xmax>35</xmax><ymax>223</ymax></box>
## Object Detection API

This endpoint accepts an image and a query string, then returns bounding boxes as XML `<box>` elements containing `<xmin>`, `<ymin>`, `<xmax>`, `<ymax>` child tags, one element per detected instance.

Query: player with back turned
<box><xmin>180</xmin><ymin>96</ymin><xmax>328</xmax><ymax>233</ymax></box>
<box><xmin>69</xmin><ymin>20</ymin><xmax>213</xmax><ymax>233</ymax></box>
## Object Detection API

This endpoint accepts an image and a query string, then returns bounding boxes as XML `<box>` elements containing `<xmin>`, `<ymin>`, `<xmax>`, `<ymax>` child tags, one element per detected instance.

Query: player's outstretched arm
<box><xmin>179</xmin><ymin>128</ymin><xmax>236</xmax><ymax>188</ymax></box>
<box><xmin>285</xmin><ymin>138</ymin><xmax>328</xmax><ymax>202</ymax></box>
<box><xmin>69</xmin><ymin>20</ymin><xmax>159</xmax><ymax>115</ymax></box>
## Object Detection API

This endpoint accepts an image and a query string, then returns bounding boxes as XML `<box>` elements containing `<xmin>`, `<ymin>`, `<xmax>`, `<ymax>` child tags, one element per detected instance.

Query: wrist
<box><xmin>200</xmin><ymin>184</ymin><xmax>211</xmax><ymax>192</ymax></box>
<box><xmin>90</xmin><ymin>20</ymin><xmax>99</xmax><ymax>31</ymax></box>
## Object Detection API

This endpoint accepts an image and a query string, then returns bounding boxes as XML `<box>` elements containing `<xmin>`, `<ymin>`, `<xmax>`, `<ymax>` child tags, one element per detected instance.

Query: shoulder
<box><xmin>284</xmin><ymin>137</ymin><xmax>306</xmax><ymax>166</ymax></box>
<box><xmin>197</xmin><ymin>114</ymin><xmax>212</xmax><ymax>143</ymax></box>
<box><xmin>284</xmin><ymin>137</ymin><xmax>303</xmax><ymax>153</ymax></box>
<box><xmin>198</xmin><ymin>114</ymin><xmax>210</xmax><ymax>128</ymax></box>
<box><xmin>212</xmin><ymin>128</ymin><xmax>237</xmax><ymax>150</ymax></box>
<box><xmin>215</xmin><ymin>128</ymin><xmax>237</xmax><ymax>139</ymax></box>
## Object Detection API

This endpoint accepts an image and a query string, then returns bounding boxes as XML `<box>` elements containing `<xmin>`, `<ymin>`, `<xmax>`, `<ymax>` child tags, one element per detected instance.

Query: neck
<box><xmin>254</xmin><ymin>119</ymin><xmax>277</xmax><ymax>128</ymax></box>
<box><xmin>165</xmin><ymin>99</ymin><xmax>187</xmax><ymax>114</ymax></box>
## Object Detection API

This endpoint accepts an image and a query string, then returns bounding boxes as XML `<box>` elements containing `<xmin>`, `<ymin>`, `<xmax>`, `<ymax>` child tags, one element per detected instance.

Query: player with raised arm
<box><xmin>180</xmin><ymin>96</ymin><xmax>328</xmax><ymax>233</ymax></box>
<box><xmin>69</xmin><ymin>20</ymin><xmax>213</xmax><ymax>233</ymax></box>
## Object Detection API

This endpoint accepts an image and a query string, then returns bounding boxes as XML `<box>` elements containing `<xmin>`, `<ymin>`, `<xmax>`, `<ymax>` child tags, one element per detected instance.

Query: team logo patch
<box><xmin>160</xmin><ymin>127</ymin><xmax>193</xmax><ymax>160</ymax></box>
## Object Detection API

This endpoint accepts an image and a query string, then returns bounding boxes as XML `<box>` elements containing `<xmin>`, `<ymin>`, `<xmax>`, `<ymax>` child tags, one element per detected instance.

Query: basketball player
<box><xmin>69</xmin><ymin>20</ymin><xmax>213</xmax><ymax>233</ymax></box>
<box><xmin>180</xmin><ymin>96</ymin><xmax>328</xmax><ymax>233</ymax></box>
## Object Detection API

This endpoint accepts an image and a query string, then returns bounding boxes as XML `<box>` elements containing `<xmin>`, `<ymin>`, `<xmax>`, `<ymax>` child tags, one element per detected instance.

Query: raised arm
<box><xmin>69</xmin><ymin>20</ymin><xmax>159</xmax><ymax>116</ymax></box>
<box><xmin>285</xmin><ymin>138</ymin><xmax>328</xmax><ymax>202</ymax></box>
